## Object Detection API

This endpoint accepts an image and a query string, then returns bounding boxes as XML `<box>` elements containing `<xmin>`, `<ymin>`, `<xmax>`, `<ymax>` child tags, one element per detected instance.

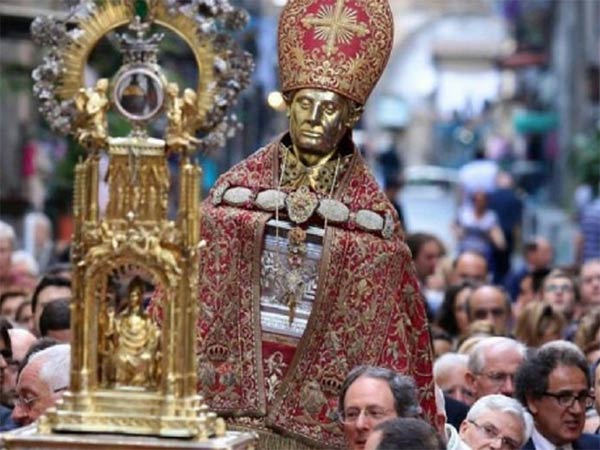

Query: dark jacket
<box><xmin>522</xmin><ymin>433</ymin><xmax>600</xmax><ymax>450</ymax></box>
<box><xmin>0</xmin><ymin>405</ymin><xmax>16</xmax><ymax>431</ymax></box>
<box><xmin>444</xmin><ymin>394</ymin><xmax>469</xmax><ymax>430</ymax></box>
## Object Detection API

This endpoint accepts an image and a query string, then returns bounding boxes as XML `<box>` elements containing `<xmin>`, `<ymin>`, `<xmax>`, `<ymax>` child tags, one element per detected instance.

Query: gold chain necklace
<box><xmin>280</xmin><ymin>146</ymin><xmax>347</xmax><ymax>194</ymax></box>
<box><xmin>273</xmin><ymin>144</ymin><xmax>342</xmax><ymax>324</ymax></box>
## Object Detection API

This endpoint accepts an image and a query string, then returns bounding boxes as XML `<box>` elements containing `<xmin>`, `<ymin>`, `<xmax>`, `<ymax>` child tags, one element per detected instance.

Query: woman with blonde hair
<box><xmin>574</xmin><ymin>308</ymin><xmax>600</xmax><ymax>364</ymax></box>
<box><xmin>514</xmin><ymin>302</ymin><xmax>565</xmax><ymax>348</ymax></box>
<box><xmin>455</xmin><ymin>320</ymin><xmax>496</xmax><ymax>355</ymax></box>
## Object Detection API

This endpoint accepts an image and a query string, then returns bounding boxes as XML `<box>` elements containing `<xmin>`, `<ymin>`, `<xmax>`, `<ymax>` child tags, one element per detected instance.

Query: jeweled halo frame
<box><xmin>32</xmin><ymin>0</ymin><xmax>252</xmax><ymax>152</ymax></box>
<box><xmin>25</xmin><ymin>0</ymin><xmax>255</xmax><ymax>443</ymax></box>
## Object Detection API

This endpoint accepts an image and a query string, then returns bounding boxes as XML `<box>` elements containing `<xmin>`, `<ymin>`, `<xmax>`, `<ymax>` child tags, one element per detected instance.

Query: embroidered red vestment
<box><xmin>197</xmin><ymin>135</ymin><xmax>435</xmax><ymax>448</ymax></box>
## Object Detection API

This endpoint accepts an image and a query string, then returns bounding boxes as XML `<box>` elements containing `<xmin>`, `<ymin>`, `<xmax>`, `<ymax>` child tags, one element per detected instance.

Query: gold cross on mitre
<box><xmin>301</xmin><ymin>0</ymin><xmax>369</xmax><ymax>56</ymax></box>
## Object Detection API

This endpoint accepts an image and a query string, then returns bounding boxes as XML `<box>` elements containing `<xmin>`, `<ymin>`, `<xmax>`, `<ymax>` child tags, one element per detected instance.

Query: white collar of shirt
<box><xmin>531</xmin><ymin>426</ymin><xmax>574</xmax><ymax>450</ymax></box>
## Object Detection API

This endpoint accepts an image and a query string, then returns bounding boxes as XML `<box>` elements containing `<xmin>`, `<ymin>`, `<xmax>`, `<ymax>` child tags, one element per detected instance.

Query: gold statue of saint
<box><xmin>111</xmin><ymin>277</ymin><xmax>161</xmax><ymax>388</ymax></box>
<box><xmin>286</xmin><ymin>88</ymin><xmax>361</xmax><ymax>169</ymax></box>
<box><xmin>197</xmin><ymin>1</ymin><xmax>436</xmax><ymax>447</ymax></box>
<box><xmin>74</xmin><ymin>78</ymin><xmax>110</xmax><ymax>150</ymax></box>
<box><xmin>280</xmin><ymin>88</ymin><xmax>362</xmax><ymax>193</ymax></box>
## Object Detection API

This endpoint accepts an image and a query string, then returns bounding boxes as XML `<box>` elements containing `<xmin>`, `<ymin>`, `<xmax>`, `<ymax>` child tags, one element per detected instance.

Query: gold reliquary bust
<box><xmin>23</xmin><ymin>0</ymin><xmax>255</xmax><ymax>445</ymax></box>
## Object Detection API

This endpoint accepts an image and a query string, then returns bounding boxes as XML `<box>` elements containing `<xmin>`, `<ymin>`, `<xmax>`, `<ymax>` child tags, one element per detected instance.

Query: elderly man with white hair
<box><xmin>11</xmin><ymin>344</ymin><xmax>70</xmax><ymax>426</ymax></box>
<box><xmin>466</xmin><ymin>336</ymin><xmax>527</xmax><ymax>400</ymax></box>
<box><xmin>459</xmin><ymin>394</ymin><xmax>533</xmax><ymax>450</ymax></box>
<box><xmin>10</xmin><ymin>250</ymin><xmax>40</xmax><ymax>293</ymax></box>
<box><xmin>433</xmin><ymin>385</ymin><xmax>462</xmax><ymax>449</ymax></box>
<box><xmin>0</xmin><ymin>328</ymin><xmax>37</xmax><ymax>408</ymax></box>
<box><xmin>434</xmin><ymin>352</ymin><xmax>473</xmax><ymax>405</ymax></box>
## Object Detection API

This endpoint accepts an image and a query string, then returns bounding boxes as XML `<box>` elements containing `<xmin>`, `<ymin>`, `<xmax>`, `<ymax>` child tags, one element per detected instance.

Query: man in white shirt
<box><xmin>458</xmin><ymin>148</ymin><xmax>499</xmax><ymax>203</ymax></box>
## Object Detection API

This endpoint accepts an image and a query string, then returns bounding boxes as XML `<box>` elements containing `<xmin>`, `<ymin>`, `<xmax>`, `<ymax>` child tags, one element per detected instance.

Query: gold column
<box><xmin>70</xmin><ymin>162</ymin><xmax>87</xmax><ymax>393</ymax></box>
<box><xmin>87</xmin><ymin>154</ymin><xmax>100</xmax><ymax>222</ymax></box>
<box><xmin>178</xmin><ymin>158</ymin><xmax>202</xmax><ymax>397</ymax></box>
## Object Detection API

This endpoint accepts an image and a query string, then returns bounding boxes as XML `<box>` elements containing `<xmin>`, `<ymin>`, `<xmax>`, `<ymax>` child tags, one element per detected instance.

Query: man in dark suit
<box><xmin>444</xmin><ymin>394</ymin><xmax>469</xmax><ymax>431</ymax></box>
<box><xmin>515</xmin><ymin>341</ymin><xmax>600</xmax><ymax>450</ymax></box>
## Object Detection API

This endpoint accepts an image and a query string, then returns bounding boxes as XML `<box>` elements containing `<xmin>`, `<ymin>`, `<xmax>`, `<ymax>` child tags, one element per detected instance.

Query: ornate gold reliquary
<box><xmin>22</xmin><ymin>0</ymin><xmax>254</xmax><ymax>444</ymax></box>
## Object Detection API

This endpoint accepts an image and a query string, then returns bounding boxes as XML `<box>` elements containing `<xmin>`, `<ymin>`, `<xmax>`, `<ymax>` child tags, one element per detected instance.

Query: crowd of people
<box><xmin>1</xmin><ymin>210</ymin><xmax>600</xmax><ymax>449</ymax></box>
<box><xmin>309</xmin><ymin>335</ymin><xmax>600</xmax><ymax>449</ymax></box>
<box><xmin>336</xmin><ymin>228</ymin><xmax>600</xmax><ymax>449</ymax></box>
<box><xmin>0</xmin><ymin>220</ymin><xmax>72</xmax><ymax>430</ymax></box>
<box><xmin>406</xmin><ymin>227</ymin><xmax>600</xmax><ymax>449</ymax></box>
<box><xmin>0</xmin><ymin>0</ymin><xmax>597</xmax><ymax>446</ymax></box>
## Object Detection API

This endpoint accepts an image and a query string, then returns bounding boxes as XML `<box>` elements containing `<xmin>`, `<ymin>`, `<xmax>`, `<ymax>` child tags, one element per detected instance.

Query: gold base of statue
<box><xmin>3</xmin><ymin>424</ymin><xmax>257</xmax><ymax>450</ymax></box>
<box><xmin>41</xmin><ymin>391</ymin><xmax>220</xmax><ymax>439</ymax></box>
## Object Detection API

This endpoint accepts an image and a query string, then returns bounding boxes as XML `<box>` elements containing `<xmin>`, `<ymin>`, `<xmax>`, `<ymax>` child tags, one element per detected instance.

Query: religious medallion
<box><xmin>285</xmin><ymin>186</ymin><xmax>319</xmax><ymax>224</ymax></box>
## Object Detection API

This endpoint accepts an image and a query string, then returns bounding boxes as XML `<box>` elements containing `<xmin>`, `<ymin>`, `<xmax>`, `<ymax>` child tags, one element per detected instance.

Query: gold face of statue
<box><xmin>288</xmin><ymin>88</ymin><xmax>356</xmax><ymax>167</ymax></box>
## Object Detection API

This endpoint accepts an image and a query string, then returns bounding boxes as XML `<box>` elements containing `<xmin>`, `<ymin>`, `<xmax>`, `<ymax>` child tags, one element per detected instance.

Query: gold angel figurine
<box><xmin>165</xmin><ymin>82</ymin><xmax>200</xmax><ymax>155</ymax></box>
<box><xmin>181</xmin><ymin>87</ymin><xmax>200</xmax><ymax>141</ymax></box>
<box><xmin>74</xmin><ymin>78</ymin><xmax>110</xmax><ymax>150</ymax></box>
<box><xmin>165</xmin><ymin>82</ymin><xmax>186</xmax><ymax>153</ymax></box>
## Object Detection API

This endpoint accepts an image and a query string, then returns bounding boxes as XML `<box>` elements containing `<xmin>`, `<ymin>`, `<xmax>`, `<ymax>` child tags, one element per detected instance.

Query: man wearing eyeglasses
<box><xmin>337</xmin><ymin>366</ymin><xmax>420</xmax><ymax>450</ymax></box>
<box><xmin>11</xmin><ymin>344</ymin><xmax>70</xmax><ymax>427</ymax></box>
<box><xmin>459</xmin><ymin>394</ymin><xmax>532</xmax><ymax>450</ymax></box>
<box><xmin>466</xmin><ymin>337</ymin><xmax>527</xmax><ymax>400</ymax></box>
<box><xmin>515</xmin><ymin>340</ymin><xmax>600</xmax><ymax>450</ymax></box>
<box><xmin>0</xmin><ymin>327</ymin><xmax>36</xmax><ymax>408</ymax></box>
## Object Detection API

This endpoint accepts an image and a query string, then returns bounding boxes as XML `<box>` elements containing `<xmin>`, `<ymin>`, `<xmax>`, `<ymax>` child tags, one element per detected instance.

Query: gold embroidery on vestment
<box><xmin>301</xmin><ymin>0</ymin><xmax>369</xmax><ymax>56</ymax></box>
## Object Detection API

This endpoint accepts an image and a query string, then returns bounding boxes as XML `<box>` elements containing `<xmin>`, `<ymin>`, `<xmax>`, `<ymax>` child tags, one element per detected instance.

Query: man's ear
<box><xmin>465</xmin><ymin>371</ymin><xmax>477</xmax><ymax>393</ymax></box>
<box><xmin>525</xmin><ymin>393</ymin><xmax>538</xmax><ymax>415</ymax></box>
<box><xmin>458</xmin><ymin>419</ymin><xmax>469</xmax><ymax>437</ymax></box>
<box><xmin>345</xmin><ymin>104</ymin><xmax>364</xmax><ymax>128</ymax></box>
<box><xmin>282</xmin><ymin>91</ymin><xmax>293</xmax><ymax>118</ymax></box>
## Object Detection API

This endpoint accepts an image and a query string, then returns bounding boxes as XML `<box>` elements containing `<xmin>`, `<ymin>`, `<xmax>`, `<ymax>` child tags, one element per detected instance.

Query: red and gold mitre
<box><xmin>278</xmin><ymin>0</ymin><xmax>394</xmax><ymax>105</ymax></box>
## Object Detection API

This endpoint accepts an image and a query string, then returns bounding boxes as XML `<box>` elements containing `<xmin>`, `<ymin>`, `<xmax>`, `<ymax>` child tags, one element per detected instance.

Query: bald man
<box><xmin>450</xmin><ymin>251</ymin><xmax>489</xmax><ymax>285</ymax></box>
<box><xmin>467</xmin><ymin>284</ymin><xmax>512</xmax><ymax>335</ymax></box>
